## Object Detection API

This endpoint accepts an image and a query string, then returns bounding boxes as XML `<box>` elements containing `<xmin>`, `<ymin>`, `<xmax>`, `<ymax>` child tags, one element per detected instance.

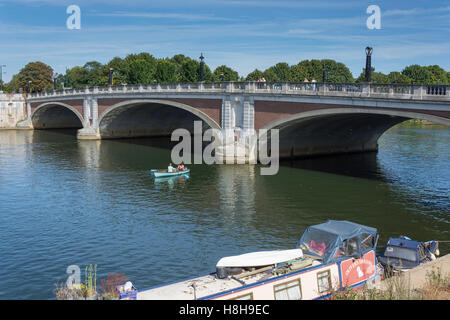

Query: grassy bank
<box><xmin>332</xmin><ymin>266</ymin><xmax>449</xmax><ymax>300</ymax></box>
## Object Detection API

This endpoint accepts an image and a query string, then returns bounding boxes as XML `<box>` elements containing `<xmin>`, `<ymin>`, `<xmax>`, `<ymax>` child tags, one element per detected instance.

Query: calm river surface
<box><xmin>0</xmin><ymin>123</ymin><xmax>448</xmax><ymax>299</ymax></box>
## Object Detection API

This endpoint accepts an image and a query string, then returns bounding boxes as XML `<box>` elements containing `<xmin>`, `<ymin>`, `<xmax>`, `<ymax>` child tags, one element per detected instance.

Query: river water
<box><xmin>0</xmin><ymin>123</ymin><xmax>448</xmax><ymax>299</ymax></box>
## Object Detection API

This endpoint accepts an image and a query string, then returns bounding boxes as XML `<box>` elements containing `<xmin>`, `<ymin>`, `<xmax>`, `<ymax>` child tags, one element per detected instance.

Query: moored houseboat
<box><xmin>137</xmin><ymin>220</ymin><xmax>383</xmax><ymax>300</ymax></box>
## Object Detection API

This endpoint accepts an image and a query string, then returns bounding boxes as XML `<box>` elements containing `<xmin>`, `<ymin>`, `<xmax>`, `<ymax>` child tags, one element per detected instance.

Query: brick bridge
<box><xmin>21</xmin><ymin>81</ymin><xmax>450</xmax><ymax>159</ymax></box>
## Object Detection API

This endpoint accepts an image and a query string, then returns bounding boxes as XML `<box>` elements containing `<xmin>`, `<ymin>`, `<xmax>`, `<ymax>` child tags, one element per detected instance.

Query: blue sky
<box><xmin>0</xmin><ymin>0</ymin><xmax>449</xmax><ymax>82</ymax></box>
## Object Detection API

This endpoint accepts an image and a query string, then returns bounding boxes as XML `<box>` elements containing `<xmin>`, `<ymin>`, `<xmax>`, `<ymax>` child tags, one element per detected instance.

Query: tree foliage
<box><xmin>3</xmin><ymin>53</ymin><xmax>449</xmax><ymax>93</ymax></box>
<box><xmin>401</xmin><ymin>65</ymin><xmax>434</xmax><ymax>84</ymax></box>
<box><xmin>263</xmin><ymin>62</ymin><xmax>291</xmax><ymax>82</ymax></box>
<box><xmin>245</xmin><ymin>69</ymin><xmax>264</xmax><ymax>81</ymax></box>
<box><xmin>213</xmin><ymin>65</ymin><xmax>239</xmax><ymax>81</ymax></box>
<box><xmin>8</xmin><ymin>61</ymin><xmax>53</xmax><ymax>93</ymax></box>
<box><xmin>155</xmin><ymin>59</ymin><xmax>178</xmax><ymax>83</ymax></box>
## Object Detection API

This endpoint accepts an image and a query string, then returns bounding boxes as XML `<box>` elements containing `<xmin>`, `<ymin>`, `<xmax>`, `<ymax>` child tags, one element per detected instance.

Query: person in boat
<box><xmin>177</xmin><ymin>163</ymin><xmax>185</xmax><ymax>172</ymax></box>
<box><xmin>167</xmin><ymin>163</ymin><xmax>175</xmax><ymax>173</ymax></box>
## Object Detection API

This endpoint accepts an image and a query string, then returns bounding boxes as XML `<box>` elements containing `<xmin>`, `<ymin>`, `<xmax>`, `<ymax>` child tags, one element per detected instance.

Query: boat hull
<box><xmin>151</xmin><ymin>169</ymin><xmax>190</xmax><ymax>178</ymax></box>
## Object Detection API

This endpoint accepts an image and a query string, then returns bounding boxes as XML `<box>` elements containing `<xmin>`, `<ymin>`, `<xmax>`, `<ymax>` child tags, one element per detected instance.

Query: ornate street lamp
<box><xmin>27</xmin><ymin>80</ymin><xmax>32</xmax><ymax>94</ymax></box>
<box><xmin>199</xmin><ymin>53</ymin><xmax>205</xmax><ymax>82</ymax></box>
<box><xmin>365</xmin><ymin>47</ymin><xmax>373</xmax><ymax>82</ymax></box>
<box><xmin>109</xmin><ymin>68</ymin><xmax>114</xmax><ymax>86</ymax></box>
<box><xmin>52</xmin><ymin>73</ymin><xmax>59</xmax><ymax>91</ymax></box>
<box><xmin>220</xmin><ymin>73</ymin><xmax>224</xmax><ymax>82</ymax></box>
<box><xmin>322</xmin><ymin>64</ymin><xmax>327</xmax><ymax>84</ymax></box>
<box><xmin>0</xmin><ymin>65</ymin><xmax>5</xmax><ymax>91</ymax></box>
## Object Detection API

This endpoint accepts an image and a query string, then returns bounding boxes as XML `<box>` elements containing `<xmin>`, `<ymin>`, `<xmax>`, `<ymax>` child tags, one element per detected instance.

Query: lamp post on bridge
<box><xmin>52</xmin><ymin>73</ymin><xmax>59</xmax><ymax>91</ymax></box>
<box><xmin>0</xmin><ymin>65</ymin><xmax>5</xmax><ymax>92</ymax></box>
<box><xmin>322</xmin><ymin>64</ymin><xmax>327</xmax><ymax>84</ymax></box>
<box><xmin>27</xmin><ymin>80</ymin><xmax>32</xmax><ymax>95</ymax></box>
<box><xmin>365</xmin><ymin>47</ymin><xmax>373</xmax><ymax>83</ymax></box>
<box><xmin>109</xmin><ymin>68</ymin><xmax>114</xmax><ymax>86</ymax></box>
<box><xmin>199</xmin><ymin>53</ymin><xmax>205</xmax><ymax>82</ymax></box>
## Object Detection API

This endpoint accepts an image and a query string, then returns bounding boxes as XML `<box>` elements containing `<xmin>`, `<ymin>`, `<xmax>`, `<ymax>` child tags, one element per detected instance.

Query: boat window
<box><xmin>335</xmin><ymin>236</ymin><xmax>360</xmax><ymax>258</ymax></box>
<box><xmin>317</xmin><ymin>270</ymin><xmax>331</xmax><ymax>294</ymax></box>
<box><xmin>299</xmin><ymin>229</ymin><xmax>337</xmax><ymax>259</ymax></box>
<box><xmin>384</xmin><ymin>246</ymin><xmax>417</xmax><ymax>262</ymax></box>
<box><xmin>361</xmin><ymin>233</ymin><xmax>375</xmax><ymax>252</ymax></box>
<box><xmin>230</xmin><ymin>293</ymin><xmax>253</xmax><ymax>300</ymax></box>
<box><xmin>274</xmin><ymin>279</ymin><xmax>302</xmax><ymax>300</ymax></box>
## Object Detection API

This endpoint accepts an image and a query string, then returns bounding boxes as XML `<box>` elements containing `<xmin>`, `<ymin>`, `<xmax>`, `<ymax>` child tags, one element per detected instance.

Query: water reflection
<box><xmin>217</xmin><ymin>165</ymin><xmax>256</xmax><ymax>222</ymax></box>
<box><xmin>281</xmin><ymin>151</ymin><xmax>382</xmax><ymax>180</ymax></box>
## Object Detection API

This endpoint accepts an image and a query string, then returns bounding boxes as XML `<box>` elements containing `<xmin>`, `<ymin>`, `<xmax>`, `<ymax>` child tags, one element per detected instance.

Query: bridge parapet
<box><xmin>27</xmin><ymin>82</ymin><xmax>450</xmax><ymax>102</ymax></box>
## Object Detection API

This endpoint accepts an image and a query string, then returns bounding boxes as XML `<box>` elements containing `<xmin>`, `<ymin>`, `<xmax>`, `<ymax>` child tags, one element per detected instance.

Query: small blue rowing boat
<box><xmin>150</xmin><ymin>169</ymin><xmax>190</xmax><ymax>178</ymax></box>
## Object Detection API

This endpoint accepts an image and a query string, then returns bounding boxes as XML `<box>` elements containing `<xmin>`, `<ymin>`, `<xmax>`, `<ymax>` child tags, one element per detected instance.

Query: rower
<box><xmin>177</xmin><ymin>162</ymin><xmax>186</xmax><ymax>171</ymax></box>
<box><xmin>168</xmin><ymin>163</ymin><xmax>175</xmax><ymax>173</ymax></box>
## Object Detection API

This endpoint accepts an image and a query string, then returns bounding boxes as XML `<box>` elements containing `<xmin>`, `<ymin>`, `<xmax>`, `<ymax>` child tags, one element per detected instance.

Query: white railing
<box><xmin>27</xmin><ymin>82</ymin><xmax>450</xmax><ymax>101</ymax></box>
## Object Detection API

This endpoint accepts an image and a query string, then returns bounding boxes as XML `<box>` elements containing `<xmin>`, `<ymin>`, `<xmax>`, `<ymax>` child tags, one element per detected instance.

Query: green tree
<box><xmin>83</xmin><ymin>61</ymin><xmax>104</xmax><ymax>86</ymax></box>
<box><xmin>425</xmin><ymin>65</ymin><xmax>448</xmax><ymax>84</ymax></box>
<box><xmin>127</xmin><ymin>59</ymin><xmax>156</xmax><ymax>84</ymax></box>
<box><xmin>290</xmin><ymin>64</ymin><xmax>309</xmax><ymax>82</ymax></box>
<box><xmin>124</xmin><ymin>53</ymin><xmax>157</xmax><ymax>84</ymax></box>
<box><xmin>179</xmin><ymin>58</ymin><xmax>212</xmax><ymax>82</ymax></box>
<box><xmin>171</xmin><ymin>54</ymin><xmax>188</xmax><ymax>66</ymax></box>
<box><xmin>371</xmin><ymin>72</ymin><xmax>389</xmax><ymax>83</ymax></box>
<box><xmin>356</xmin><ymin>67</ymin><xmax>388</xmax><ymax>83</ymax></box>
<box><xmin>289</xmin><ymin>59</ymin><xmax>353</xmax><ymax>83</ymax></box>
<box><xmin>103</xmin><ymin>57</ymin><xmax>128</xmax><ymax>85</ymax></box>
<box><xmin>6</xmin><ymin>74</ymin><xmax>22</xmax><ymax>93</ymax></box>
<box><xmin>66</xmin><ymin>66</ymin><xmax>89</xmax><ymax>88</ymax></box>
<box><xmin>321</xmin><ymin>59</ymin><xmax>354</xmax><ymax>83</ymax></box>
<box><xmin>213</xmin><ymin>65</ymin><xmax>239</xmax><ymax>81</ymax></box>
<box><xmin>155</xmin><ymin>59</ymin><xmax>178</xmax><ymax>83</ymax></box>
<box><xmin>180</xmin><ymin>59</ymin><xmax>199</xmax><ymax>82</ymax></box>
<box><xmin>401</xmin><ymin>65</ymin><xmax>434</xmax><ymax>84</ymax></box>
<box><xmin>13</xmin><ymin>61</ymin><xmax>53</xmax><ymax>93</ymax></box>
<box><xmin>245</xmin><ymin>69</ymin><xmax>264</xmax><ymax>81</ymax></box>
<box><xmin>386</xmin><ymin>71</ymin><xmax>411</xmax><ymax>84</ymax></box>
<box><xmin>263</xmin><ymin>62</ymin><xmax>291</xmax><ymax>82</ymax></box>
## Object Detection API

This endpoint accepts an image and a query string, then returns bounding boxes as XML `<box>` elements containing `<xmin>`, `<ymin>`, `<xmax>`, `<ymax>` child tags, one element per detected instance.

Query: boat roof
<box><xmin>309</xmin><ymin>220</ymin><xmax>377</xmax><ymax>238</ymax></box>
<box><xmin>386</xmin><ymin>237</ymin><xmax>421</xmax><ymax>250</ymax></box>
<box><xmin>138</xmin><ymin>257</ymin><xmax>321</xmax><ymax>300</ymax></box>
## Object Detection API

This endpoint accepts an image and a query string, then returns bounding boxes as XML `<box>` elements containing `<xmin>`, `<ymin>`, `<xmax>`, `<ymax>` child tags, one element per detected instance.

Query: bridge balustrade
<box><xmin>26</xmin><ymin>81</ymin><xmax>450</xmax><ymax>100</ymax></box>
<box><xmin>393</xmin><ymin>85</ymin><xmax>413</xmax><ymax>95</ymax></box>
<box><xmin>427</xmin><ymin>85</ymin><xmax>447</xmax><ymax>96</ymax></box>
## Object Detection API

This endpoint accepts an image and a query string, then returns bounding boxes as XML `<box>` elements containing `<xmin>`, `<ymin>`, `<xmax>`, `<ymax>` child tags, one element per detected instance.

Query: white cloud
<box><xmin>92</xmin><ymin>12</ymin><xmax>235</xmax><ymax>21</ymax></box>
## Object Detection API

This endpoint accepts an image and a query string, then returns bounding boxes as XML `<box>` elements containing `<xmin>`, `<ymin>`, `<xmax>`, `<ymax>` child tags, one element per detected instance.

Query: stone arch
<box><xmin>259</xmin><ymin>108</ymin><xmax>450</xmax><ymax>159</ymax></box>
<box><xmin>98</xmin><ymin>99</ymin><xmax>221</xmax><ymax>139</ymax></box>
<box><xmin>31</xmin><ymin>102</ymin><xmax>84</xmax><ymax>129</ymax></box>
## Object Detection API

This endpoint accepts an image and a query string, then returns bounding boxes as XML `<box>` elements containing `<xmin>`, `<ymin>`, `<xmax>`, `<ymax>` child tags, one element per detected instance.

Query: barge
<box><xmin>138</xmin><ymin>220</ymin><xmax>383</xmax><ymax>300</ymax></box>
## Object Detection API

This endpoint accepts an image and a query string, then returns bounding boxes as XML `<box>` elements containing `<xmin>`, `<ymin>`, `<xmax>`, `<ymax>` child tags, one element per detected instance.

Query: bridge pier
<box><xmin>14</xmin><ymin>102</ymin><xmax>33</xmax><ymax>129</ymax></box>
<box><xmin>216</xmin><ymin>95</ymin><xmax>257</xmax><ymax>163</ymax></box>
<box><xmin>77</xmin><ymin>97</ymin><xmax>101</xmax><ymax>140</ymax></box>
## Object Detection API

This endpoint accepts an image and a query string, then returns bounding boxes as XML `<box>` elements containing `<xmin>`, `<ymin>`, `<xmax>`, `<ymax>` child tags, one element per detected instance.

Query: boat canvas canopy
<box><xmin>297</xmin><ymin>220</ymin><xmax>378</xmax><ymax>264</ymax></box>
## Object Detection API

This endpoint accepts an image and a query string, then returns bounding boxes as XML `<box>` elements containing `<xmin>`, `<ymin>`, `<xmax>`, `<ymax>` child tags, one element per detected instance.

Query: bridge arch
<box><xmin>31</xmin><ymin>102</ymin><xmax>84</xmax><ymax>129</ymax></box>
<box><xmin>260</xmin><ymin>108</ymin><xmax>450</xmax><ymax>159</ymax></box>
<box><xmin>98</xmin><ymin>99</ymin><xmax>221</xmax><ymax>139</ymax></box>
